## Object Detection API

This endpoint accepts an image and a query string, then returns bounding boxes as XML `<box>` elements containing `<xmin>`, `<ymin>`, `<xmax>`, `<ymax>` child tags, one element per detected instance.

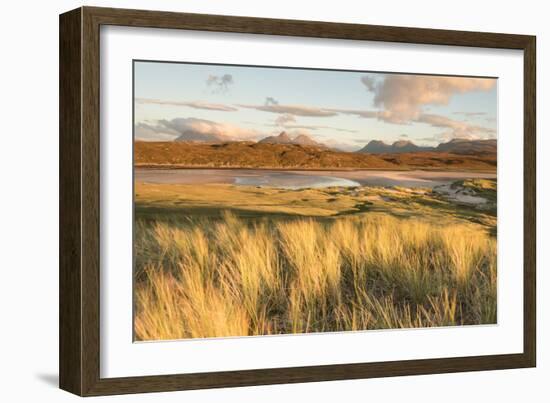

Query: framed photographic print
<box><xmin>59</xmin><ymin>6</ymin><xmax>536</xmax><ymax>396</ymax></box>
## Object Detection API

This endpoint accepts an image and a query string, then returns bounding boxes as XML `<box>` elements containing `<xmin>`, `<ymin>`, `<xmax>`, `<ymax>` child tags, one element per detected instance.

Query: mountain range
<box><xmin>357</xmin><ymin>138</ymin><xmax>496</xmax><ymax>155</ymax></box>
<box><xmin>173</xmin><ymin>129</ymin><xmax>496</xmax><ymax>156</ymax></box>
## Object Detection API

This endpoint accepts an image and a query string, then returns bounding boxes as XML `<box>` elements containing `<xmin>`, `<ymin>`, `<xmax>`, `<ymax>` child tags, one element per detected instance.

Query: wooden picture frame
<box><xmin>59</xmin><ymin>6</ymin><xmax>536</xmax><ymax>396</ymax></box>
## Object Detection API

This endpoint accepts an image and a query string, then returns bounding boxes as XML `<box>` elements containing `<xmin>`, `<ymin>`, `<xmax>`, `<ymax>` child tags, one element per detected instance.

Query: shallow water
<box><xmin>234</xmin><ymin>173</ymin><xmax>360</xmax><ymax>189</ymax></box>
<box><xmin>135</xmin><ymin>168</ymin><xmax>496</xmax><ymax>189</ymax></box>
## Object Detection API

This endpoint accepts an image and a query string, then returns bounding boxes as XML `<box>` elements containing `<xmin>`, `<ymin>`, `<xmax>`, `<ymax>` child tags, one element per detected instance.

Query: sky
<box><xmin>134</xmin><ymin>60</ymin><xmax>497</xmax><ymax>151</ymax></box>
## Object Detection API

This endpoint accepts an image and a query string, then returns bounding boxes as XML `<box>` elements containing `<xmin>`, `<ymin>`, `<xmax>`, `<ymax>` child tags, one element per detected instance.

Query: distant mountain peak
<box><xmin>367</xmin><ymin>139</ymin><xmax>388</xmax><ymax>145</ymax></box>
<box><xmin>276</xmin><ymin>131</ymin><xmax>291</xmax><ymax>140</ymax></box>
<box><xmin>393</xmin><ymin>140</ymin><xmax>414</xmax><ymax>147</ymax></box>
<box><xmin>259</xmin><ymin>131</ymin><xmax>291</xmax><ymax>144</ymax></box>
<box><xmin>292</xmin><ymin>134</ymin><xmax>321</xmax><ymax>146</ymax></box>
<box><xmin>358</xmin><ymin>140</ymin><xmax>392</xmax><ymax>153</ymax></box>
<box><xmin>258</xmin><ymin>132</ymin><xmax>325</xmax><ymax>148</ymax></box>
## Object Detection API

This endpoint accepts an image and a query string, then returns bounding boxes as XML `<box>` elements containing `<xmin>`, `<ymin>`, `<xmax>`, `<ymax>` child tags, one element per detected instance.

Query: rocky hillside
<box><xmin>135</xmin><ymin>141</ymin><xmax>497</xmax><ymax>171</ymax></box>
<box><xmin>435</xmin><ymin>139</ymin><xmax>497</xmax><ymax>155</ymax></box>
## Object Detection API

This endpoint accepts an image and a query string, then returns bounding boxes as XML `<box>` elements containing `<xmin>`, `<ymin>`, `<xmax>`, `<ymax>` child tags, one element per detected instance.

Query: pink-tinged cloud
<box><xmin>135</xmin><ymin>118</ymin><xmax>261</xmax><ymax>142</ymax></box>
<box><xmin>361</xmin><ymin>75</ymin><xmax>496</xmax><ymax>124</ymax></box>
<box><xmin>274</xmin><ymin>113</ymin><xmax>297</xmax><ymax>126</ymax></box>
<box><xmin>319</xmin><ymin>138</ymin><xmax>362</xmax><ymax>152</ymax></box>
<box><xmin>237</xmin><ymin>103</ymin><xmax>338</xmax><ymax>117</ymax></box>
<box><xmin>453</xmin><ymin>111</ymin><xmax>487</xmax><ymax>117</ymax></box>
<box><xmin>270</xmin><ymin>113</ymin><xmax>357</xmax><ymax>133</ymax></box>
<box><xmin>136</xmin><ymin>98</ymin><xmax>238</xmax><ymax>112</ymax></box>
<box><xmin>416</xmin><ymin>113</ymin><xmax>496</xmax><ymax>140</ymax></box>
<box><xmin>326</xmin><ymin>108</ymin><xmax>384</xmax><ymax>119</ymax></box>
<box><xmin>134</xmin><ymin>122</ymin><xmax>180</xmax><ymax>141</ymax></box>
<box><xmin>281</xmin><ymin>124</ymin><xmax>357</xmax><ymax>133</ymax></box>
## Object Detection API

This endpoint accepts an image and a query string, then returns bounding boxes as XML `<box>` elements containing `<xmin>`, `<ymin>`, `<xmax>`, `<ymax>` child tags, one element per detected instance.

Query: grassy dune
<box><xmin>134</xmin><ymin>181</ymin><xmax>497</xmax><ymax>340</ymax></box>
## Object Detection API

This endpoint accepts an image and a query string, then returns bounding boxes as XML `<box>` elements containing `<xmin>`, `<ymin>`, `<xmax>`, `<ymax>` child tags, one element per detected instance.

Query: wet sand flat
<box><xmin>135</xmin><ymin>168</ymin><xmax>496</xmax><ymax>189</ymax></box>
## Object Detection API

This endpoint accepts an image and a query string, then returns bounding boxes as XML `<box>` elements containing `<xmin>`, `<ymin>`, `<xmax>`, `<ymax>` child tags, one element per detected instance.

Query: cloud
<box><xmin>325</xmin><ymin>111</ymin><xmax>496</xmax><ymax>144</ymax></box>
<box><xmin>416</xmin><ymin>136</ymin><xmax>442</xmax><ymax>145</ymax></box>
<box><xmin>265</xmin><ymin>97</ymin><xmax>279</xmax><ymax>106</ymax></box>
<box><xmin>360</xmin><ymin>75</ymin><xmax>496</xmax><ymax>124</ymax></box>
<box><xmin>274</xmin><ymin>124</ymin><xmax>357</xmax><ymax>133</ymax></box>
<box><xmin>135</xmin><ymin>122</ymin><xmax>180</xmax><ymax>141</ymax></box>
<box><xmin>327</xmin><ymin>108</ymin><xmax>374</xmax><ymax>118</ymax></box>
<box><xmin>269</xmin><ymin>113</ymin><xmax>357</xmax><ymax>133</ymax></box>
<box><xmin>331</xmin><ymin>76</ymin><xmax>497</xmax><ymax>140</ymax></box>
<box><xmin>453</xmin><ymin>111</ymin><xmax>487</xmax><ymax>117</ymax></box>
<box><xmin>274</xmin><ymin>113</ymin><xmax>296</xmax><ymax>126</ymax></box>
<box><xmin>136</xmin><ymin>98</ymin><xmax>238</xmax><ymax>112</ymax></box>
<box><xmin>289</xmin><ymin>125</ymin><xmax>357</xmax><ymax>133</ymax></box>
<box><xmin>360</xmin><ymin>75</ymin><xmax>377</xmax><ymax>92</ymax></box>
<box><xmin>282</xmin><ymin>128</ymin><xmax>314</xmax><ymax>137</ymax></box>
<box><xmin>327</xmin><ymin>108</ymin><xmax>394</xmax><ymax>121</ymax></box>
<box><xmin>315</xmin><ymin>137</ymin><xmax>361</xmax><ymax>152</ymax></box>
<box><xmin>237</xmin><ymin>103</ymin><xmax>338</xmax><ymax>117</ymax></box>
<box><xmin>135</xmin><ymin>117</ymin><xmax>260</xmax><ymax>142</ymax></box>
<box><xmin>206</xmin><ymin>74</ymin><xmax>234</xmax><ymax>93</ymax></box>
<box><xmin>416</xmin><ymin>113</ymin><xmax>496</xmax><ymax>140</ymax></box>
<box><xmin>399</xmin><ymin>133</ymin><xmax>409</xmax><ymax>138</ymax></box>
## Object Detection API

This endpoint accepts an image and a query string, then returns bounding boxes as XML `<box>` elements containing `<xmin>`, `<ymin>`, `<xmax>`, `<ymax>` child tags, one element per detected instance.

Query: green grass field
<box><xmin>134</xmin><ymin>179</ymin><xmax>497</xmax><ymax>340</ymax></box>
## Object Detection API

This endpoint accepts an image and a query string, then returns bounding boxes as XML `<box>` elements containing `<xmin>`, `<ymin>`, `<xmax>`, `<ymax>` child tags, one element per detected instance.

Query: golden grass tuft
<box><xmin>134</xmin><ymin>212</ymin><xmax>496</xmax><ymax>340</ymax></box>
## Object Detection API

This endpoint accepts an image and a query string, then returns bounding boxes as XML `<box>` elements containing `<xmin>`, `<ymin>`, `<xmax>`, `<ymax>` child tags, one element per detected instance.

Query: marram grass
<box><xmin>134</xmin><ymin>212</ymin><xmax>496</xmax><ymax>341</ymax></box>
